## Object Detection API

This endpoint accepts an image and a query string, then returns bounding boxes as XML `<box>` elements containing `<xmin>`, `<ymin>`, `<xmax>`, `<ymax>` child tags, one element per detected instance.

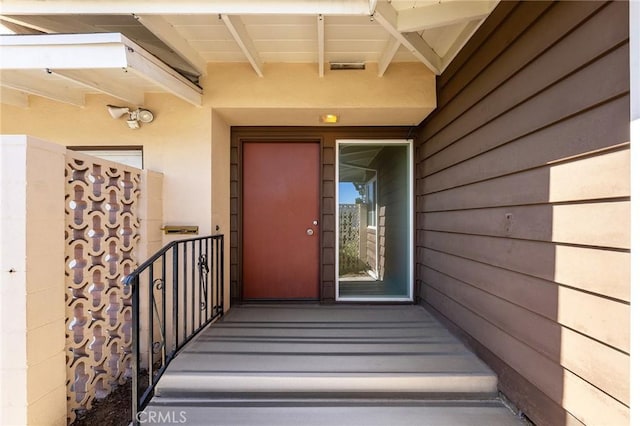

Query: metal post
<box><xmin>173</xmin><ymin>245</ymin><xmax>179</xmax><ymax>354</ymax></box>
<box><xmin>220</xmin><ymin>236</ymin><xmax>225</xmax><ymax>317</ymax></box>
<box><xmin>130</xmin><ymin>275</ymin><xmax>140</xmax><ymax>425</ymax></box>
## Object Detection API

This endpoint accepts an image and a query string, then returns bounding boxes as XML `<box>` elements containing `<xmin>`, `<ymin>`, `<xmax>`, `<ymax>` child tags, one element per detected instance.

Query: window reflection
<box><xmin>337</xmin><ymin>142</ymin><xmax>412</xmax><ymax>300</ymax></box>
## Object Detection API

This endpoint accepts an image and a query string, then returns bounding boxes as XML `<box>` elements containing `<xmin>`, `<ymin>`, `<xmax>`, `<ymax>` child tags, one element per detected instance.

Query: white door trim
<box><xmin>335</xmin><ymin>139</ymin><xmax>414</xmax><ymax>302</ymax></box>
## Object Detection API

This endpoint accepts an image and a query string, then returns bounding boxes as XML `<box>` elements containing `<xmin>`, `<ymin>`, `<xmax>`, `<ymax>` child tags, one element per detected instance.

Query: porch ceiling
<box><xmin>0</xmin><ymin>0</ymin><xmax>498</xmax><ymax>124</ymax></box>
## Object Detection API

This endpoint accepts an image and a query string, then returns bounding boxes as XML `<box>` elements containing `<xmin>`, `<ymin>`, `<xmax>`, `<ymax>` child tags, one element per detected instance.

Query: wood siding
<box><xmin>371</xmin><ymin>146</ymin><xmax>410</xmax><ymax>290</ymax></box>
<box><xmin>230</xmin><ymin>127</ymin><xmax>410</xmax><ymax>303</ymax></box>
<box><xmin>415</xmin><ymin>1</ymin><xmax>630</xmax><ymax>425</ymax></box>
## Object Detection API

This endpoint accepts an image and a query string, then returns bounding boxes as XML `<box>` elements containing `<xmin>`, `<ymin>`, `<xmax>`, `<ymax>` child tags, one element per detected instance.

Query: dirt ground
<box><xmin>71</xmin><ymin>380</ymin><xmax>132</xmax><ymax>426</ymax></box>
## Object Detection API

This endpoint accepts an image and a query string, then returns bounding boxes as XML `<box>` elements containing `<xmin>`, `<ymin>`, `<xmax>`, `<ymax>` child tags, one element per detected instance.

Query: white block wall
<box><xmin>1</xmin><ymin>135</ymin><xmax>67</xmax><ymax>426</ymax></box>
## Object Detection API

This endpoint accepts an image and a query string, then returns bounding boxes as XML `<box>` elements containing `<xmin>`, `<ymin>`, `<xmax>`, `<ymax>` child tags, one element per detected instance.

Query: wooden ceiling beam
<box><xmin>221</xmin><ymin>14</ymin><xmax>264</xmax><ymax>77</ymax></box>
<box><xmin>373</xmin><ymin>1</ymin><xmax>442</xmax><ymax>75</ymax></box>
<box><xmin>0</xmin><ymin>86</ymin><xmax>29</xmax><ymax>108</ymax></box>
<box><xmin>396</xmin><ymin>1</ymin><xmax>495</xmax><ymax>32</ymax></box>
<box><xmin>0</xmin><ymin>71</ymin><xmax>85</xmax><ymax>106</ymax></box>
<box><xmin>50</xmin><ymin>69</ymin><xmax>146</xmax><ymax>105</ymax></box>
<box><xmin>377</xmin><ymin>37</ymin><xmax>400</xmax><ymax>77</ymax></box>
<box><xmin>317</xmin><ymin>14</ymin><xmax>325</xmax><ymax>77</ymax></box>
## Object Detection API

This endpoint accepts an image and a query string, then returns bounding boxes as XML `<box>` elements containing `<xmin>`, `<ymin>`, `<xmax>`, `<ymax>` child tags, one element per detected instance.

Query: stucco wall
<box><xmin>0</xmin><ymin>60</ymin><xmax>433</xmax><ymax>308</ymax></box>
<box><xmin>203</xmin><ymin>62</ymin><xmax>435</xmax><ymax>126</ymax></box>
<box><xmin>1</xmin><ymin>92</ymin><xmax>218</xmax><ymax>241</ymax></box>
<box><xmin>210</xmin><ymin>110</ymin><xmax>231</xmax><ymax>311</ymax></box>
<box><xmin>1</xmin><ymin>90</ymin><xmax>233</xmax><ymax>348</ymax></box>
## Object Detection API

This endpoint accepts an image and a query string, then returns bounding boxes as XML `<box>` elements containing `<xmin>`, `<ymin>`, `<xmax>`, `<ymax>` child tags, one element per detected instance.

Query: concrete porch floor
<box><xmin>144</xmin><ymin>304</ymin><xmax>524</xmax><ymax>425</ymax></box>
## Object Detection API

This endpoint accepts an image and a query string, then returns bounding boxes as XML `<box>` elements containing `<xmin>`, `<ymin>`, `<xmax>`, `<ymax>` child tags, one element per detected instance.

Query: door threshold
<box><xmin>240</xmin><ymin>298</ymin><xmax>320</xmax><ymax>304</ymax></box>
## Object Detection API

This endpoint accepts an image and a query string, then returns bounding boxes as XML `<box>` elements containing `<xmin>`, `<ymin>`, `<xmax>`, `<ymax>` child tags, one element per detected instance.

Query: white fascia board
<box><xmin>0</xmin><ymin>32</ymin><xmax>202</xmax><ymax>106</ymax></box>
<box><xmin>134</xmin><ymin>14</ymin><xmax>207</xmax><ymax>76</ymax></box>
<box><xmin>0</xmin><ymin>32</ymin><xmax>128</xmax><ymax>46</ymax></box>
<box><xmin>0</xmin><ymin>0</ymin><xmax>375</xmax><ymax>15</ymax></box>
<box><xmin>0</xmin><ymin>33</ymin><xmax>129</xmax><ymax>69</ymax></box>
<box><xmin>373</xmin><ymin>1</ymin><xmax>441</xmax><ymax>75</ymax></box>
<box><xmin>124</xmin><ymin>39</ymin><xmax>202</xmax><ymax>106</ymax></box>
<box><xmin>396</xmin><ymin>1</ymin><xmax>495</xmax><ymax>32</ymax></box>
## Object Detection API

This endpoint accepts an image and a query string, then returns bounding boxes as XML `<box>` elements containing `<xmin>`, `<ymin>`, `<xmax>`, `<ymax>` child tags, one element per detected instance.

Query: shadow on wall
<box><xmin>416</xmin><ymin>1</ymin><xmax>630</xmax><ymax>424</ymax></box>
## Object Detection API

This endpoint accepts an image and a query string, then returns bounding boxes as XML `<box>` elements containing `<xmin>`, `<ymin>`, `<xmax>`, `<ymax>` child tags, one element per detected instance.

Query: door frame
<box><xmin>335</xmin><ymin>139</ymin><xmax>414</xmax><ymax>302</ymax></box>
<box><xmin>237</xmin><ymin>136</ymin><xmax>322</xmax><ymax>302</ymax></box>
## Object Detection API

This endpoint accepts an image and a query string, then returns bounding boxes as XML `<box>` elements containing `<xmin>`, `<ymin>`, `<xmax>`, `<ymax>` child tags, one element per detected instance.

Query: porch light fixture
<box><xmin>321</xmin><ymin>113</ymin><xmax>339</xmax><ymax>124</ymax></box>
<box><xmin>107</xmin><ymin>105</ymin><xmax>154</xmax><ymax>129</ymax></box>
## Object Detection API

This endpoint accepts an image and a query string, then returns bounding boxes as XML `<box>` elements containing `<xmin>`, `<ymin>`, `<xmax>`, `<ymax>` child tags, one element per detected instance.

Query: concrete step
<box><xmin>156</xmin><ymin>372</ymin><xmax>498</xmax><ymax>399</ymax></box>
<box><xmin>167</xmin><ymin>353</ymin><xmax>497</xmax><ymax>374</ymax></box>
<box><xmin>146</xmin><ymin>305</ymin><xmax>511</xmax><ymax>423</ymax></box>
<box><xmin>203</xmin><ymin>325</ymin><xmax>455</xmax><ymax>339</ymax></box>
<box><xmin>182</xmin><ymin>341</ymin><xmax>470</xmax><ymax>354</ymax></box>
<box><xmin>156</xmin><ymin>305</ymin><xmax>499</xmax><ymax>400</ymax></box>
<box><xmin>222</xmin><ymin>305</ymin><xmax>439</xmax><ymax>323</ymax></box>
<box><xmin>141</xmin><ymin>398</ymin><xmax>524</xmax><ymax>426</ymax></box>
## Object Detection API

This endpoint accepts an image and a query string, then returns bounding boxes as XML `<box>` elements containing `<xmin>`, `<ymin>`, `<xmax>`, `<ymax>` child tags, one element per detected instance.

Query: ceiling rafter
<box><xmin>0</xmin><ymin>86</ymin><xmax>29</xmax><ymax>108</ymax></box>
<box><xmin>373</xmin><ymin>1</ymin><xmax>442</xmax><ymax>75</ymax></box>
<box><xmin>0</xmin><ymin>70</ymin><xmax>85</xmax><ymax>106</ymax></box>
<box><xmin>50</xmin><ymin>69</ymin><xmax>145</xmax><ymax>105</ymax></box>
<box><xmin>220</xmin><ymin>14</ymin><xmax>264</xmax><ymax>77</ymax></box>
<box><xmin>134</xmin><ymin>14</ymin><xmax>208</xmax><ymax>76</ymax></box>
<box><xmin>396</xmin><ymin>1</ymin><xmax>495</xmax><ymax>33</ymax></box>
<box><xmin>441</xmin><ymin>20</ymin><xmax>481</xmax><ymax>71</ymax></box>
<box><xmin>377</xmin><ymin>37</ymin><xmax>400</xmax><ymax>77</ymax></box>
<box><xmin>317</xmin><ymin>14</ymin><xmax>325</xmax><ymax>77</ymax></box>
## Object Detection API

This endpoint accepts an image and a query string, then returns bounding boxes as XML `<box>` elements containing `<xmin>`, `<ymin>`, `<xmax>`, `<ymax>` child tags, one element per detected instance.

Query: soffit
<box><xmin>0</xmin><ymin>0</ymin><xmax>498</xmax><ymax>124</ymax></box>
<box><xmin>0</xmin><ymin>33</ymin><xmax>203</xmax><ymax>107</ymax></box>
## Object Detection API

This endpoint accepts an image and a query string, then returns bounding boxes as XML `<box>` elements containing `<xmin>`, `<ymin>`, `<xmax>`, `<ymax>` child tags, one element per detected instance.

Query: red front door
<box><xmin>242</xmin><ymin>142</ymin><xmax>320</xmax><ymax>300</ymax></box>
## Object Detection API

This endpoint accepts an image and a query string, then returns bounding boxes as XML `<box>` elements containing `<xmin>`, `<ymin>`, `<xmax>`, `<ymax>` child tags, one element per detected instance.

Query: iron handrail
<box><xmin>124</xmin><ymin>235</ymin><xmax>224</xmax><ymax>425</ymax></box>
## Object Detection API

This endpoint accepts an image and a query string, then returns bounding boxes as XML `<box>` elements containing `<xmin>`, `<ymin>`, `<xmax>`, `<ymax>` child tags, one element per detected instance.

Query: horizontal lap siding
<box><xmin>415</xmin><ymin>1</ymin><xmax>630</xmax><ymax>425</ymax></box>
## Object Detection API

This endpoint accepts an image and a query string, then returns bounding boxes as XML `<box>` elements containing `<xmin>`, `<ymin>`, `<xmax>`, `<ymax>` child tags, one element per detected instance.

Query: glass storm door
<box><xmin>336</xmin><ymin>140</ymin><xmax>413</xmax><ymax>301</ymax></box>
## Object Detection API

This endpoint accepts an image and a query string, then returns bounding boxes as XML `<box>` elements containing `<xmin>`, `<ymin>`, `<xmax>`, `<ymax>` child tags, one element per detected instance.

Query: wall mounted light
<box><xmin>321</xmin><ymin>113</ymin><xmax>339</xmax><ymax>124</ymax></box>
<box><xmin>107</xmin><ymin>105</ymin><xmax>154</xmax><ymax>129</ymax></box>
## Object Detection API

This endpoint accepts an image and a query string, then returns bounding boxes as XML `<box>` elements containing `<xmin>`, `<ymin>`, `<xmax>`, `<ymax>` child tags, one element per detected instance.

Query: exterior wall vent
<box><xmin>330</xmin><ymin>62</ymin><xmax>366</xmax><ymax>70</ymax></box>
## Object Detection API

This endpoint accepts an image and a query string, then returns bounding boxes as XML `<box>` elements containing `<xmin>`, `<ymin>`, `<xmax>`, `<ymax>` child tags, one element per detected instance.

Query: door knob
<box><xmin>306</xmin><ymin>228</ymin><xmax>314</xmax><ymax>236</ymax></box>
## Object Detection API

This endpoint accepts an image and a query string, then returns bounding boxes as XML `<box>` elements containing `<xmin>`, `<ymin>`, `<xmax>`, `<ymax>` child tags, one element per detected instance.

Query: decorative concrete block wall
<box><xmin>1</xmin><ymin>135</ymin><xmax>163</xmax><ymax>425</ymax></box>
<box><xmin>64</xmin><ymin>150</ymin><xmax>142</xmax><ymax>422</ymax></box>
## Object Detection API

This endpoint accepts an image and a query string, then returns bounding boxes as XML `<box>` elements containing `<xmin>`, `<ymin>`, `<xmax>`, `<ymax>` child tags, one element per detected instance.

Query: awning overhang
<box><xmin>0</xmin><ymin>32</ymin><xmax>203</xmax><ymax>107</ymax></box>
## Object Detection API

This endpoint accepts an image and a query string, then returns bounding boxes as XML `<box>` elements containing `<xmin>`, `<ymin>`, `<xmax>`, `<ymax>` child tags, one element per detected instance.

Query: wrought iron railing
<box><xmin>124</xmin><ymin>235</ymin><xmax>224</xmax><ymax>424</ymax></box>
